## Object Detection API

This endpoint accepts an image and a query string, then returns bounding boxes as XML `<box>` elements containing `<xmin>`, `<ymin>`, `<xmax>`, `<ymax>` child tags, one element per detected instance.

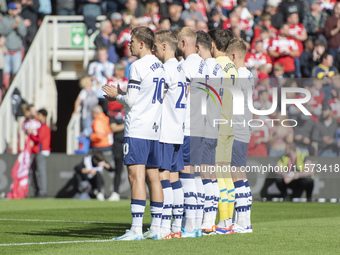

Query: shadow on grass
<box><xmin>10</xmin><ymin>223</ymin><xmax>151</xmax><ymax>239</ymax></box>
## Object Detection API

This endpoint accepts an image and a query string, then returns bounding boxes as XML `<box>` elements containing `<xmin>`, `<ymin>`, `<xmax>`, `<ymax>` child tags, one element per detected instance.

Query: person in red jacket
<box><xmin>27</xmin><ymin>108</ymin><xmax>51</xmax><ymax>198</ymax></box>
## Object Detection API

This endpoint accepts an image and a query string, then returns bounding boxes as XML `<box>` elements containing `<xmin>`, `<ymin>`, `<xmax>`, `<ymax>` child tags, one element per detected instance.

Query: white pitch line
<box><xmin>0</xmin><ymin>218</ymin><xmax>116</xmax><ymax>224</ymax></box>
<box><xmin>0</xmin><ymin>239</ymin><xmax>112</xmax><ymax>247</ymax></box>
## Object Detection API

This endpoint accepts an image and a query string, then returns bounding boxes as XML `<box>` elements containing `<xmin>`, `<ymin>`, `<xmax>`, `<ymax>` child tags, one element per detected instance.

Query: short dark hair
<box><xmin>196</xmin><ymin>30</ymin><xmax>212</xmax><ymax>51</ymax></box>
<box><xmin>38</xmin><ymin>109</ymin><xmax>48</xmax><ymax>117</ymax></box>
<box><xmin>92</xmin><ymin>151</ymin><xmax>105</xmax><ymax>166</ymax></box>
<box><xmin>321</xmin><ymin>52</ymin><xmax>332</xmax><ymax>61</ymax></box>
<box><xmin>26</xmin><ymin>104</ymin><xmax>35</xmax><ymax>112</ymax></box>
<box><xmin>208</xmin><ymin>28</ymin><xmax>234</xmax><ymax>52</ymax></box>
<box><xmin>131</xmin><ymin>26</ymin><xmax>154</xmax><ymax>50</ymax></box>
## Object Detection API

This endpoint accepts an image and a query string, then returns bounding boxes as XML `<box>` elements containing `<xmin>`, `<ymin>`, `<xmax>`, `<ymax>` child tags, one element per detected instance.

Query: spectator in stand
<box><xmin>207</xmin><ymin>8</ymin><xmax>223</xmax><ymax>30</ymax></box>
<box><xmin>117</xmin><ymin>17</ymin><xmax>139</xmax><ymax>57</ymax></box>
<box><xmin>74</xmin><ymin>151</ymin><xmax>112</xmax><ymax>201</ymax></box>
<box><xmin>294</xmin><ymin>109</ymin><xmax>315</xmax><ymax>156</ymax></box>
<box><xmin>275</xmin><ymin>143</ymin><xmax>314</xmax><ymax>202</ymax></box>
<box><xmin>265</xmin><ymin>0</ymin><xmax>284</xmax><ymax>30</ymax></box>
<box><xmin>77</xmin><ymin>0</ymin><xmax>103</xmax><ymax>17</ymax></box>
<box><xmin>23</xmin><ymin>104</ymin><xmax>41</xmax><ymax>136</ymax></box>
<box><xmin>158</xmin><ymin>17</ymin><xmax>170</xmax><ymax>30</ymax></box>
<box><xmin>279</xmin><ymin>0</ymin><xmax>304</xmax><ymax>23</ymax></box>
<box><xmin>110</xmin><ymin>13</ymin><xmax>124</xmax><ymax>38</ymax></box>
<box><xmin>88</xmin><ymin>47</ymin><xmax>115</xmax><ymax>115</ymax></box>
<box><xmin>252</xmin><ymin>12</ymin><xmax>277</xmax><ymax>43</ymax></box>
<box><xmin>246</xmin><ymin>0</ymin><xmax>265</xmax><ymax>21</ymax></box>
<box><xmin>20</xmin><ymin>0</ymin><xmax>39</xmax><ymax>51</ymax></box>
<box><xmin>107</xmin><ymin>77</ymin><xmax>125</xmax><ymax>201</ymax></box>
<box><xmin>106</xmin><ymin>0</ymin><xmax>125</xmax><ymax>14</ymax></box>
<box><xmin>27</xmin><ymin>108</ymin><xmax>51</xmax><ymax>198</ymax></box>
<box><xmin>184</xmin><ymin>18</ymin><xmax>196</xmax><ymax>30</ymax></box>
<box><xmin>253</xmin><ymin>89</ymin><xmax>272</xmax><ymax>119</ymax></box>
<box><xmin>286</xmin><ymin>12</ymin><xmax>307</xmax><ymax>78</ymax></box>
<box><xmin>210</xmin><ymin>0</ymin><xmax>228</xmax><ymax>22</ymax></box>
<box><xmin>56</xmin><ymin>0</ymin><xmax>75</xmax><ymax>15</ymax></box>
<box><xmin>312</xmin><ymin>52</ymin><xmax>338</xmax><ymax>104</ymax></box>
<box><xmin>245</xmin><ymin>39</ymin><xmax>272</xmax><ymax>73</ymax></box>
<box><xmin>269</xmin><ymin>113</ymin><xmax>294</xmax><ymax>157</ymax></box>
<box><xmin>230</xmin><ymin>23</ymin><xmax>251</xmax><ymax>48</ymax></box>
<box><xmin>122</xmin><ymin>0</ymin><xmax>138</xmax><ymax>26</ymax></box>
<box><xmin>268</xmin><ymin>23</ymin><xmax>300</xmax><ymax>78</ymax></box>
<box><xmin>90</xmin><ymin>105</ymin><xmax>113</xmax><ymax>152</ymax></box>
<box><xmin>2</xmin><ymin>2</ymin><xmax>27</xmax><ymax>90</ymax></box>
<box><xmin>94</xmin><ymin>20</ymin><xmax>118</xmax><ymax>64</ymax></box>
<box><xmin>141</xmin><ymin>0</ymin><xmax>161</xmax><ymax>31</ymax></box>
<box><xmin>300</xmin><ymin>39</ymin><xmax>315</xmax><ymax>78</ymax></box>
<box><xmin>328</xmin><ymin>88</ymin><xmax>340</xmax><ymax>119</ymax></box>
<box><xmin>312</xmin><ymin>39</ymin><xmax>326</xmax><ymax>66</ymax></box>
<box><xmin>270</xmin><ymin>63</ymin><xmax>287</xmax><ymax>88</ymax></box>
<box><xmin>181</xmin><ymin>0</ymin><xmax>204</xmax><ymax>22</ymax></box>
<box><xmin>238</xmin><ymin>0</ymin><xmax>254</xmax><ymax>33</ymax></box>
<box><xmin>0</xmin><ymin>0</ymin><xmax>7</xmax><ymax>14</ymax></box>
<box><xmin>38</xmin><ymin>0</ymin><xmax>51</xmax><ymax>21</ymax></box>
<box><xmin>197</xmin><ymin>20</ymin><xmax>208</xmax><ymax>32</ymax></box>
<box><xmin>106</xmin><ymin>63</ymin><xmax>128</xmax><ymax>119</ymax></box>
<box><xmin>303</xmin><ymin>0</ymin><xmax>328</xmax><ymax>42</ymax></box>
<box><xmin>72</xmin><ymin>76</ymin><xmax>98</xmax><ymax>137</ymax></box>
<box><xmin>324</xmin><ymin>2</ymin><xmax>340</xmax><ymax>59</ymax></box>
<box><xmin>247</xmin><ymin>115</ymin><xmax>270</xmax><ymax>157</ymax></box>
<box><xmin>169</xmin><ymin>2</ymin><xmax>184</xmax><ymax>31</ymax></box>
<box><xmin>312</xmin><ymin>105</ymin><xmax>338</xmax><ymax>157</ymax></box>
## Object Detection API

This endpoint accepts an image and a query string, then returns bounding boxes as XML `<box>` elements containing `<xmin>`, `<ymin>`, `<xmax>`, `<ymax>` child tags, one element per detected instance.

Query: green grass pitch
<box><xmin>0</xmin><ymin>199</ymin><xmax>340</xmax><ymax>255</ymax></box>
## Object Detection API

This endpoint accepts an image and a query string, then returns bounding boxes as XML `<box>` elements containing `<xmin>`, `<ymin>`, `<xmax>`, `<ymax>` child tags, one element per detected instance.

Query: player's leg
<box><xmin>145</xmin><ymin>167</ymin><xmax>164</xmax><ymax>239</ymax></box>
<box><xmin>144</xmin><ymin>140</ymin><xmax>164</xmax><ymax>239</ymax></box>
<box><xmin>169</xmin><ymin>144</ymin><xmax>184</xmax><ymax>238</ymax></box>
<box><xmin>231</xmin><ymin>140</ymin><xmax>250</xmax><ymax>232</ymax></box>
<box><xmin>114</xmin><ymin>138</ymin><xmax>148</xmax><ymax>241</ymax></box>
<box><xmin>180</xmin><ymin>136</ymin><xmax>197</xmax><ymax>237</ymax></box>
<box><xmin>159</xmin><ymin>169</ymin><xmax>173</xmax><ymax>239</ymax></box>
<box><xmin>108</xmin><ymin>142</ymin><xmax>123</xmax><ymax>201</ymax></box>
<box><xmin>200</xmin><ymin>138</ymin><xmax>218</xmax><ymax>235</ymax></box>
<box><xmin>170</xmin><ymin>171</ymin><xmax>183</xmax><ymax>238</ymax></box>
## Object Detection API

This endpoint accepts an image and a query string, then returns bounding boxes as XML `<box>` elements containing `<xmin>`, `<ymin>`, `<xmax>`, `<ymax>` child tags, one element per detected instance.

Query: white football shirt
<box><xmin>181</xmin><ymin>53</ymin><xmax>209</xmax><ymax>137</ymax></box>
<box><xmin>204</xmin><ymin>58</ymin><xmax>225</xmax><ymax>139</ymax></box>
<box><xmin>160</xmin><ymin>58</ymin><xmax>187</xmax><ymax>144</ymax></box>
<box><xmin>233</xmin><ymin>67</ymin><xmax>254</xmax><ymax>143</ymax></box>
<box><xmin>117</xmin><ymin>54</ymin><xmax>166</xmax><ymax>140</ymax></box>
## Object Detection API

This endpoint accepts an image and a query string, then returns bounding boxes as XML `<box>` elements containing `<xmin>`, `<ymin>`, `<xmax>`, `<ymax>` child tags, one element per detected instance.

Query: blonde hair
<box><xmin>79</xmin><ymin>76</ymin><xmax>92</xmax><ymax>89</ymax></box>
<box><xmin>155</xmin><ymin>30</ymin><xmax>178</xmax><ymax>51</ymax></box>
<box><xmin>227</xmin><ymin>38</ymin><xmax>247</xmax><ymax>59</ymax></box>
<box><xmin>176</xmin><ymin>27</ymin><xmax>197</xmax><ymax>42</ymax></box>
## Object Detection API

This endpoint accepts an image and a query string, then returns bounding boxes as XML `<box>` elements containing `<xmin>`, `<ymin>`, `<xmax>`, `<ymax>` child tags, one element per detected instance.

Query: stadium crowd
<box><xmin>1</xmin><ymin>0</ymin><xmax>340</xmax><ymax>157</ymax></box>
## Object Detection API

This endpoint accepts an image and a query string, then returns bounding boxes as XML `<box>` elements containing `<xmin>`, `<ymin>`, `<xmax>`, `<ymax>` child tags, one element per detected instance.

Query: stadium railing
<box><xmin>0</xmin><ymin>15</ymin><xmax>105</xmax><ymax>154</ymax></box>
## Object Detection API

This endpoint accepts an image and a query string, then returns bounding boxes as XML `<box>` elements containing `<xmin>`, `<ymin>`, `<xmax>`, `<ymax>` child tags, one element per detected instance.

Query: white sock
<box><xmin>201</xmin><ymin>179</ymin><xmax>214</xmax><ymax>229</ymax></box>
<box><xmin>245</xmin><ymin>179</ymin><xmax>252</xmax><ymax>229</ymax></box>
<box><xmin>161</xmin><ymin>180</ymin><xmax>173</xmax><ymax>235</ymax></box>
<box><xmin>171</xmin><ymin>180</ymin><xmax>184</xmax><ymax>233</ymax></box>
<box><xmin>195</xmin><ymin>173</ymin><xmax>205</xmax><ymax>230</ymax></box>
<box><xmin>130</xmin><ymin>199</ymin><xmax>146</xmax><ymax>235</ymax></box>
<box><xmin>212</xmin><ymin>180</ymin><xmax>220</xmax><ymax>227</ymax></box>
<box><xmin>180</xmin><ymin>172</ymin><xmax>197</xmax><ymax>232</ymax></box>
<box><xmin>150</xmin><ymin>201</ymin><xmax>163</xmax><ymax>233</ymax></box>
<box><xmin>234</xmin><ymin>180</ymin><xmax>247</xmax><ymax>228</ymax></box>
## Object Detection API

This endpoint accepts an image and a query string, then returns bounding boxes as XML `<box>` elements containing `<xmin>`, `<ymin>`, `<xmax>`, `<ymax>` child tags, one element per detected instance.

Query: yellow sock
<box><xmin>224</xmin><ymin>175</ymin><xmax>235</xmax><ymax>224</ymax></box>
<box><xmin>217</xmin><ymin>179</ymin><xmax>228</xmax><ymax>221</ymax></box>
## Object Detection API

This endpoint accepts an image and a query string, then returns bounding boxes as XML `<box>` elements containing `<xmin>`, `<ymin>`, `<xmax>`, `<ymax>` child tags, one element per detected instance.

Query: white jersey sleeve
<box><xmin>181</xmin><ymin>54</ymin><xmax>209</xmax><ymax>137</ymax></box>
<box><xmin>204</xmin><ymin>58</ymin><xmax>225</xmax><ymax>139</ymax></box>
<box><xmin>233</xmin><ymin>67</ymin><xmax>254</xmax><ymax>143</ymax></box>
<box><xmin>160</xmin><ymin>58</ymin><xmax>187</xmax><ymax>144</ymax></box>
<box><xmin>123</xmin><ymin>54</ymin><xmax>166</xmax><ymax>140</ymax></box>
